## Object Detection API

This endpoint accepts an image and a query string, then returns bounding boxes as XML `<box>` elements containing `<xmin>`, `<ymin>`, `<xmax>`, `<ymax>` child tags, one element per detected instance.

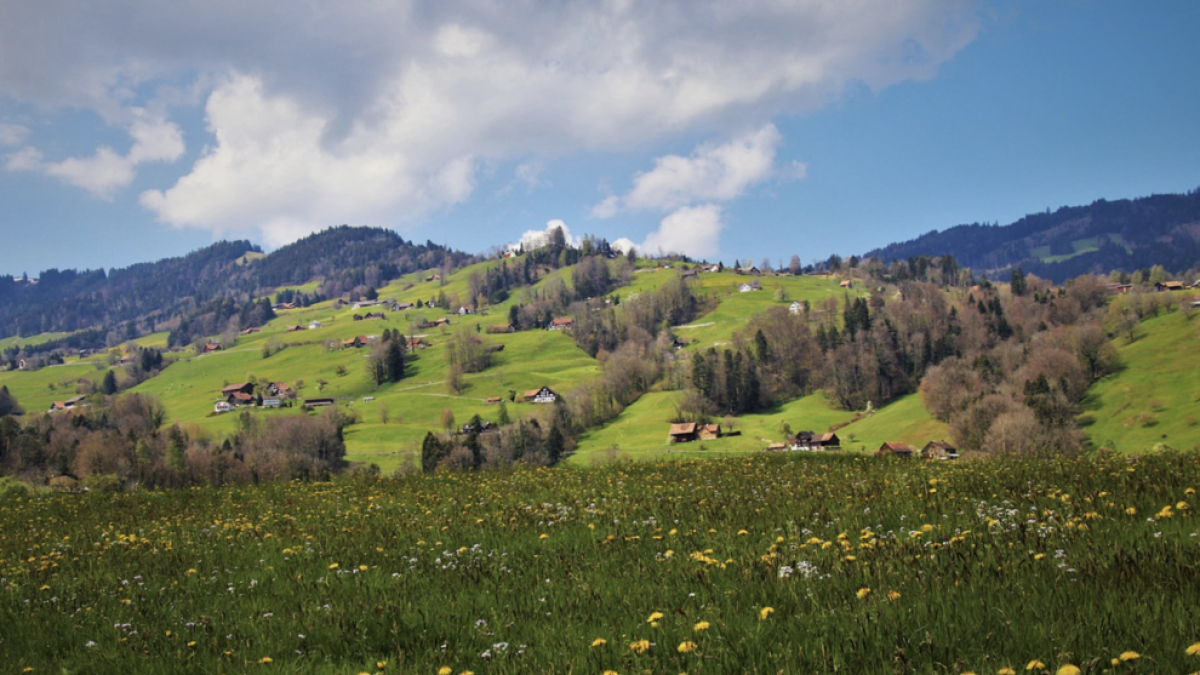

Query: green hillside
<box><xmin>835</xmin><ymin>393</ymin><xmax>952</xmax><ymax>453</ymax></box>
<box><xmin>1080</xmin><ymin>309</ymin><xmax>1200</xmax><ymax>452</ymax></box>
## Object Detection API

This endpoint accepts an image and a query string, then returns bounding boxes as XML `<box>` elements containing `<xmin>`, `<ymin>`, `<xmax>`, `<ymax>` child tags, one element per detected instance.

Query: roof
<box><xmin>924</xmin><ymin>440</ymin><xmax>956</xmax><ymax>451</ymax></box>
<box><xmin>551</xmin><ymin>317</ymin><xmax>574</xmax><ymax>326</ymax></box>
<box><xmin>880</xmin><ymin>442</ymin><xmax>915</xmax><ymax>453</ymax></box>
<box><xmin>221</xmin><ymin>383</ymin><xmax>250</xmax><ymax>393</ymax></box>
<box><xmin>229</xmin><ymin>391</ymin><xmax>253</xmax><ymax>402</ymax></box>
<box><xmin>669</xmin><ymin>422</ymin><xmax>697</xmax><ymax>435</ymax></box>
<box><xmin>524</xmin><ymin>387</ymin><xmax>554</xmax><ymax>398</ymax></box>
<box><xmin>817</xmin><ymin>432</ymin><xmax>838</xmax><ymax>442</ymax></box>
<box><xmin>701</xmin><ymin>424</ymin><xmax>720</xmax><ymax>432</ymax></box>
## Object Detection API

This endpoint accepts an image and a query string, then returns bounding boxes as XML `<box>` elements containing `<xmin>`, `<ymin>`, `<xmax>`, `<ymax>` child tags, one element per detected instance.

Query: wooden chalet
<box><xmin>203</xmin><ymin>342</ymin><xmax>222</xmax><ymax>354</ymax></box>
<box><xmin>221</xmin><ymin>382</ymin><xmax>254</xmax><ymax>396</ymax></box>
<box><xmin>343</xmin><ymin>336</ymin><xmax>370</xmax><ymax>348</ymax></box>
<box><xmin>921</xmin><ymin>440</ymin><xmax>959</xmax><ymax>460</ymax></box>
<box><xmin>241</xmin><ymin>327</ymin><xmax>261</xmax><ymax>335</ymax></box>
<box><xmin>1107</xmin><ymin>283</ymin><xmax>1133</xmax><ymax>294</ymax></box>
<box><xmin>765</xmin><ymin>442</ymin><xmax>788</xmax><ymax>452</ymax></box>
<box><xmin>840</xmin><ymin>279</ymin><xmax>853</xmax><ymax>288</ymax></box>
<box><xmin>226</xmin><ymin>391</ymin><xmax>254</xmax><ymax>407</ymax></box>
<box><xmin>364</xmin><ymin>312</ymin><xmax>386</xmax><ymax>320</ymax></box>
<box><xmin>286</xmin><ymin>325</ymin><xmax>306</xmax><ymax>332</ymax></box>
<box><xmin>549</xmin><ymin>317</ymin><xmax>575</xmax><ymax>331</ymax></box>
<box><xmin>1156</xmin><ymin>280</ymin><xmax>1185</xmax><ymax>292</ymax></box>
<box><xmin>698</xmin><ymin>423</ymin><xmax>721</xmax><ymax>440</ymax></box>
<box><xmin>303</xmin><ymin>398</ymin><xmax>336</xmax><ymax>407</ymax></box>
<box><xmin>486</xmin><ymin>397</ymin><xmax>503</xmax><ymax>404</ymax></box>
<box><xmin>487</xmin><ymin>324</ymin><xmax>515</xmax><ymax>334</ymax></box>
<box><xmin>267</xmin><ymin>382</ymin><xmax>293</xmax><ymax>397</ymax></box>
<box><xmin>523</xmin><ymin>386</ymin><xmax>557</xmax><ymax>404</ymax></box>
<box><xmin>668</xmin><ymin>422</ymin><xmax>698</xmax><ymax>443</ymax></box>
<box><xmin>876</xmin><ymin>442</ymin><xmax>915</xmax><ymax>458</ymax></box>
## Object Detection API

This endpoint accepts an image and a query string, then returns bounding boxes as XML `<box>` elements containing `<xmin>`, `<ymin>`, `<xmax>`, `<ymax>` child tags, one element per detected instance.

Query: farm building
<box><xmin>549</xmin><ymin>317</ymin><xmax>575</xmax><ymax>331</ymax></box>
<box><xmin>876</xmin><ymin>442</ymin><xmax>915</xmax><ymax>458</ymax></box>
<box><xmin>698</xmin><ymin>424</ymin><xmax>721</xmax><ymax>440</ymax></box>
<box><xmin>304</xmin><ymin>398</ymin><xmax>336</xmax><ymax>407</ymax></box>
<box><xmin>343</xmin><ymin>336</ymin><xmax>370</xmax><ymax>348</ymax></box>
<box><xmin>523</xmin><ymin>387</ymin><xmax>558</xmax><ymax>404</ymax></box>
<box><xmin>1155</xmin><ymin>281</ymin><xmax>1185</xmax><ymax>291</ymax></box>
<box><xmin>921</xmin><ymin>440</ymin><xmax>959</xmax><ymax>460</ymax></box>
<box><xmin>488</xmin><ymin>324</ymin><xmax>515</xmax><ymax>334</ymax></box>
<box><xmin>221</xmin><ymin>382</ymin><xmax>254</xmax><ymax>396</ymax></box>
<box><xmin>668</xmin><ymin>422</ymin><xmax>698</xmax><ymax>443</ymax></box>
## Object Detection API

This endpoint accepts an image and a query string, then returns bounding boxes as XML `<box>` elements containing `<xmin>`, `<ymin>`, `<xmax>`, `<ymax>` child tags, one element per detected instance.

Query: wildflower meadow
<box><xmin>4</xmin><ymin>452</ymin><xmax>1200</xmax><ymax>674</ymax></box>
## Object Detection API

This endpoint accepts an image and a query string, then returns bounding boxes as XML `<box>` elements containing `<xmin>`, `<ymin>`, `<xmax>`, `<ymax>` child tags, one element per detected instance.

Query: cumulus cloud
<box><xmin>599</xmin><ymin>124</ymin><xmax>795</xmax><ymax>216</ymax></box>
<box><xmin>509</xmin><ymin>219</ymin><xmax>579</xmax><ymax>253</ymax></box>
<box><xmin>640</xmin><ymin>205</ymin><xmax>724</xmax><ymax>259</ymax></box>
<box><xmin>9</xmin><ymin>115</ymin><xmax>183</xmax><ymax>199</ymax></box>
<box><xmin>0</xmin><ymin>0</ymin><xmax>978</xmax><ymax>241</ymax></box>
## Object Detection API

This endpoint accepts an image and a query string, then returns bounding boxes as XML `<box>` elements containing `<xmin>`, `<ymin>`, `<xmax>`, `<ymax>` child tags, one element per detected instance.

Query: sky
<box><xmin>1</xmin><ymin>0</ymin><xmax>1199</xmax><ymax>276</ymax></box>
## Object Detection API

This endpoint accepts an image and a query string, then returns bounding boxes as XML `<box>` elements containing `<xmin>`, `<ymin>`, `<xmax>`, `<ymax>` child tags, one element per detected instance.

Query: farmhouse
<box><xmin>364</xmin><ymin>312</ymin><xmax>386</xmax><ymax>320</ymax></box>
<box><xmin>406</xmin><ymin>337</ymin><xmax>430</xmax><ymax>350</ymax></box>
<box><xmin>227</xmin><ymin>391</ymin><xmax>254</xmax><ymax>407</ymax></box>
<box><xmin>391</xmin><ymin>302</ymin><xmax>416</xmax><ymax>311</ymax></box>
<box><xmin>681</xmin><ymin>268</ymin><xmax>698</xmax><ymax>280</ymax></box>
<box><xmin>286</xmin><ymin>325</ymin><xmax>306</xmax><ymax>332</ymax></box>
<box><xmin>699</xmin><ymin>423</ymin><xmax>721</xmax><ymax>440</ymax></box>
<box><xmin>789</xmin><ymin>301</ymin><xmax>805</xmax><ymax>315</ymax></box>
<box><xmin>1155</xmin><ymin>280</ymin><xmax>1185</xmax><ymax>292</ymax></box>
<box><xmin>523</xmin><ymin>386</ymin><xmax>558</xmax><ymax>404</ymax></box>
<box><xmin>458</xmin><ymin>306</ymin><xmax>475</xmax><ymax>315</ymax></box>
<box><xmin>549</xmin><ymin>317</ymin><xmax>575</xmax><ymax>331</ymax></box>
<box><xmin>343</xmin><ymin>336</ymin><xmax>370</xmax><ymax>348</ymax></box>
<box><xmin>840</xmin><ymin>279</ymin><xmax>853</xmax><ymax>288</ymax></box>
<box><xmin>487</xmin><ymin>324</ymin><xmax>515</xmax><ymax>334</ymax></box>
<box><xmin>876</xmin><ymin>442</ymin><xmax>915</xmax><ymax>458</ymax></box>
<box><xmin>921</xmin><ymin>440</ymin><xmax>959</xmax><ymax>460</ymax></box>
<box><xmin>241</xmin><ymin>327</ymin><xmax>261</xmax><ymax>335</ymax></box>
<box><xmin>739</xmin><ymin>282</ymin><xmax>760</xmax><ymax>293</ymax></box>
<box><xmin>1107</xmin><ymin>283</ymin><xmax>1133</xmax><ymax>294</ymax></box>
<box><xmin>50</xmin><ymin>395</ymin><xmax>87</xmax><ymax>412</ymax></box>
<box><xmin>765</xmin><ymin>442</ymin><xmax>788</xmax><ymax>452</ymax></box>
<box><xmin>308</xmin><ymin>320</ymin><xmax>323</xmax><ymax>330</ymax></box>
<box><xmin>668</xmin><ymin>422</ymin><xmax>698</xmax><ymax>443</ymax></box>
<box><xmin>221</xmin><ymin>382</ymin><xmax>254</xmax><ymax>396</ymax></box>
<box><xmin>266</xmin><ymin>382</ymin><xmax>292</xmax><ymax>397</ymax></box>
<box><xmin>203</xmin><ymin>342</ymin><xmax>222</xmax><ymax>354</ymax></box>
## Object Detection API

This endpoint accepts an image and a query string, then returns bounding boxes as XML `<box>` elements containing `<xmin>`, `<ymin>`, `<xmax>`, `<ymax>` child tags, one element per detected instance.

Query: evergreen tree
<box><xmin>384</xmin><ymin>339</ymin><xmax>406</xmax><ymax>382</ymax></box>
<box><xmin>0</xmin><ymin>385</ymin><xmax>21</xmax><ymax>417</ymax></box>
<box><xmin>101</xmin><ymin>369</ymin><xmax>118</xmax><ymax>395</ymax></box>
<box><xmin>421</xmin><ymin>432</ymin><xmax>446</xmax><ymax>473</ymax></box>
<box><xmin>546</xmin><ymin>423</ymin><xmax>565</xmax><ymax>465</ymax></box>
<box><xmin>497</xmin><ymin>399</ymin><xmax>510</xmax><ymax>426</ymax></box>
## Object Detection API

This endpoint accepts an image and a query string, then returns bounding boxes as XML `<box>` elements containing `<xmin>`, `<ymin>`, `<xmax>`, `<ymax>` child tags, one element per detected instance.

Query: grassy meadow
<box><xmin>5</xmin><ymin>452</ymin><xmax>1200</xmax><ymax>674</ymax></box>
<box><xmin>1080</xmin><ymin>309</ymin><xmax>1200</xmax><ymax>453</ymax></box>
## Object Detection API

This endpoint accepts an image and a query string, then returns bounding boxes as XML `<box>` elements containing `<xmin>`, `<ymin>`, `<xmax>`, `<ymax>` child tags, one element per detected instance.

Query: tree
<box><xmin>420</xmin><ymin>432</ymin><xmax>445</xmax><ymax>473</ymax></box>
<box><xmin>497</xmin><ymin>399</ymin><xmax>510</xmax><ymax>426</ymax></box>
<box><xmin>101</xmin><ymin>369</ymin><xmax>118</xmax><ymax>395</ymax></box>
<box><xmin>384</xmin><ymin>339</ymin><xmax>406</xmax><ymax>382</ymax></box>
<box><xmin>379</xmin><ymin>402</ymin><xmax>389</xmax><ymax>425</ymax></box>
<box><xmin>789</xmin><ymin>255</ymin><xmax>802</xmax><ymax>276</ymax></box>
<box><xmin>1010</xmin><ymin>267</ymin><xmax>1028</xmax><ymax>296</ymax></box>
<box><xmin>441</xmin><ymin>407</ymin><xmax>456</xmax><ymax>434</ymax></box>
<box><xmin>365</xmin><ymin>344</ymin><xmax>387</xmax><ymax>388</ymax></box>
<box><xmin>546</xmin><ymin>422</ymin><xmax>565</xmax><ymax>465</ymax></box>
<box><xmin>0</xmin><ymin>385</ymin><xmax>22</xmax><ymax>417</ymax></box>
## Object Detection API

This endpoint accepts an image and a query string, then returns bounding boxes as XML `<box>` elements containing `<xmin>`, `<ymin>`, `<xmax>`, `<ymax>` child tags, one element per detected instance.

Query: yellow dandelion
<box><xmin>737</xmin><ymin>529</ymin><xmax>748</xmax><ymax>535</ymax></box>
<box><xmin>539</xmin><ymin>534</ymin><xmax>548</xmax><ymax>540</ymax></box>
<box><xmin>630</xmin><ymin>639</ymin><xmax>651</xmax><ymax>654</ymax></box>
<box><xmin>759</xmin><ymin>607</ymin><xmax>774</xmax><ymax>620</ymax></box>
<box><xmin>39</xmin><ymin>585</ymin><xmax>49</xmax><ymax>591</ymax></box>
<box><xmin>647</xmin><ymin>611</ymin><xmax>664</xmax><ymax>623</ymax></box>
<box><xmin>359</xmin><ymin>565</ymin><xmax>368</xmax><ymax>572</ymax></box>
<box><xmin>999</xmin><ymin>668</ymin><xmax>1016</xmax><ymax>675</ymax></box>
<box><xmin>1110</xmin><ymin>659</ymin><xmax>1119</xmax><ymax>668</ymax></box>
<box><xmin>693</xmin><ymin>621</ymin><xmax>710</xmax><ymax>631</ymax></box>
<box><xmin>887</xmin><ymin>591</ymin><xmax>901</xmax><ymax>601</ymax></box>
<box><xmin>677</xmin><ymin>641</ymin><xmax>697</xmax><ymax>653</ymax></box>
<box><xmin>358</xmin><ymin>671</ymin><xmax>371</xmax><ymax>675</ymax></box>
<box><xmin>1056</xmin><ymin>665</ymin><xmax>1080</xmax><ymax>675</ymax></box>
<box><xmin>1125</xmin><ymin>507</ymin><xmax>1137</xmax><ymax>515</ymax></box>
<box><xmin>1119</xmin><ymin>651</ymin><xmax>1140</xmax><ymax>661</ymax></box>
<box><xmin>377</xmin><ymin>661</ymin><xmax>388</xmax><ymax>669</ymax></box>
<box><xmin>602</xmin><ymin>671</ymin><xmax>619</xmax><ymax>675</ymax></box>
<box><xmin>591</xmin><ymin>638</ymin><xmax>607</xmax><ymax>647</ymax></box>
<box><xmin>259</xmin><ymin>656</ymin><xmax>273</xmax><ymax>664</ymax></box>
<box><xmin>856</xmin><ymin>587</ymin><xmax>871</xmax><ymax>599</ymax></box>
<box><xmin>438</xmin><ymin>668</ymin><xmax>452</xmax><ymax>675</ymax></box>
<box><xmin>1026</xmin><ymin>660</ymin><xmax>1045</xmax><ymax>671</ymax></box>
<box><xmin>329</xmin><ymin>563</ymin><xmax>339</xmax><ymax>570</ymax></box>
<box><xmin>1187</xmin><ymin>642</ymin><xmax>1200</xmax><ymax>655</ymax></box>
<box><xmin>187</xmin><ymin>641</ymin><xmax>197</xmax><ymax>648</ymax></box>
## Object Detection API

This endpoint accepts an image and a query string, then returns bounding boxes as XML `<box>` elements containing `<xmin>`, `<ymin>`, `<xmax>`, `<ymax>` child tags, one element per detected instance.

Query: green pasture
<box><xmin>0</xmin><ymin>361</ymin><xmax>108</xmax><ymax>414</ymax></box>
<box><xmin>1081</xmin><ymin>308</ymin><xmax>1200</xmax><ymax>452</ymax></box>
<box><xmin>835</xmin><ymin>392</ymin><xmax>952</xmax><ymax>453</ymax></box>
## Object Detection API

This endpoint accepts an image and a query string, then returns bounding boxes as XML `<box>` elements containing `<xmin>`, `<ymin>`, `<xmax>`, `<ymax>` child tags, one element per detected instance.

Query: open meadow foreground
<box><xmin>5</xmin><ymin>452</ymin><xmax>1200</xmax><ymax>674</ymax></box>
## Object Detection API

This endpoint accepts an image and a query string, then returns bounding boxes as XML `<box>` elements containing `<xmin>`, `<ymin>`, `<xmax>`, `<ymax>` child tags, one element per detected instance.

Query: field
<box><xmin>1080</xmin><ymin>310</ymin><xmax>1200</xmax><ymax>452</ymax></box>
<box><xmin>4</xmin><ymin>452</ymin><xmax>1200</xmax><ymax>674</ymax></box>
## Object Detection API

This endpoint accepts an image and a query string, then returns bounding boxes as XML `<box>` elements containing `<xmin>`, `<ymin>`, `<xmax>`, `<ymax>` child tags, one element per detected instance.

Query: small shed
<box><xmin>921</xmin><ymin>440</ymin><xmax>959</xmax><ymax>460</ymax></box>
<box><xmin>699</xmin><ymin>423</ymin><xmax>721</xmax><ymax>440</ymax></box>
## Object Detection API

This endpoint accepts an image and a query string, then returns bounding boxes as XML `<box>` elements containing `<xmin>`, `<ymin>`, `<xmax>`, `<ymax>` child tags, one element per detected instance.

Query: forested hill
<box><xmin>864</xmin><ymin>188</ymin><xmax>1200</xmax><ymax>282</ymax></box>
<box><xmin>0</xmin><ymin>226</ymin><xmax>471</xmax><ymax>342</ymax></box>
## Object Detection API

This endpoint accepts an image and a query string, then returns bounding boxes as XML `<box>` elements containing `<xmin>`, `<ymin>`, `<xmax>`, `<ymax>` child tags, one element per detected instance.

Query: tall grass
<box><xmin>4</xmin><ymin>452</ymin><xmax>1200</xmax><ymax>673</ymax></box>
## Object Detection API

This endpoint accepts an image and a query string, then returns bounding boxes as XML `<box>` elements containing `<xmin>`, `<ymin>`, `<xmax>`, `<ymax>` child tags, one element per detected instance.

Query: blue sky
<box><xmin>1</xmin><ymin>1</ymin><xmax>1198</xmax><ymax>276</ymax></box>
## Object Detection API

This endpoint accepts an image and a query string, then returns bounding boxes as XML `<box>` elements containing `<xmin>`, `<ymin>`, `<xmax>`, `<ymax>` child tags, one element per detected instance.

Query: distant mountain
<box><xmin>864</xmin><ymin>188</ymin><xmax>1200</xmax><ymax>282</ymax></box>
<box><xmin>0</xmin><ymin>226</ymin><xmax>473</xmax><ymax>343</ymax></box>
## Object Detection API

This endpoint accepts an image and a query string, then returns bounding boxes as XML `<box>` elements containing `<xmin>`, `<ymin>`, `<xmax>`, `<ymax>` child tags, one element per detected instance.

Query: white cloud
<box><xmin>0</xmin><ymin>122</ymin><xmax>28</xmax><ymax>146</ymax></box>
<box><xmin>0</xmin><ymin>0</ymin><xmax>979</xmax><ymax>241</ymax></box>
<box><xmin>641</xmin><ymin>204</ymin><xmax>724</xmax><ymax>259</ymax></box>
<box><xmin>8</xmin><ymin>114</ymin><xmax>183</xmax><ymax>199</ymax></box>
<box><xmin>591</xmin><ymin>195</ymin><xmax>620</xmax><ymax>219</ymax></box>
<box><xmin>611</xmin><ymin>237</ymin><xmax>637</xmax><ymax>254</ymax></box>
<box><xmin>509</xmin><ymin>219</ymin><xmax>579</xmax><ymax>253</ymax></box>
<box><xmin>614</xmin><ymin>124</ymin><xmax>790</xmax><ymax>214</ymax></box>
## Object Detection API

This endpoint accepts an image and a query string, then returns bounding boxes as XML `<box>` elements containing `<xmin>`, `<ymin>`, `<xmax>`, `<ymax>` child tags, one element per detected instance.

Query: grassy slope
<box><xmin>0</xmin><ymin>331</ymin><xmax>73</xmax><ymax>351</ymax></box>
<box><xmin>1080</xmin><ymin>309</ymin><xmax>1200</xmax><ymax>452</ymax></box>
<box><xmin>834</xmin><ymin>393</ymin><xmax>952</xmax><ymax>453</ymax></box>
